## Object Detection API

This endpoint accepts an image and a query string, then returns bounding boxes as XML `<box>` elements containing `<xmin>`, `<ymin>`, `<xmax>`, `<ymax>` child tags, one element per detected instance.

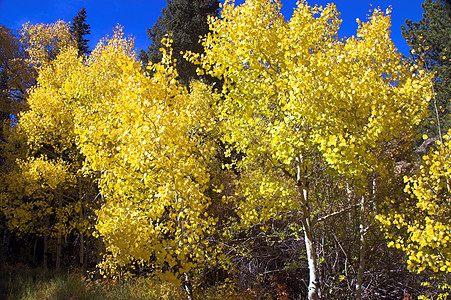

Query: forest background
<box><xmin>0</xmin><ymin>0</ymin><xmax>450</xmax><ymax>299</ymax></box>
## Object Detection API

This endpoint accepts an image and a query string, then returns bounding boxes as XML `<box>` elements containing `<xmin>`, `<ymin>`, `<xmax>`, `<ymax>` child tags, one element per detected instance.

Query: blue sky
<box><xmin>0</xmin><ymin>0</ymin><xmax>424</xmax><ymax>56</ymax></box>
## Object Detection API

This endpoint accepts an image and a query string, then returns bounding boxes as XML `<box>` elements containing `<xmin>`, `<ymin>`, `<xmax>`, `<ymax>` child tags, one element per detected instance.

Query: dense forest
<box><xmin>0</xmin><ymin>0</ymin><xmax>450</xmax><ymax>299</ymax></box>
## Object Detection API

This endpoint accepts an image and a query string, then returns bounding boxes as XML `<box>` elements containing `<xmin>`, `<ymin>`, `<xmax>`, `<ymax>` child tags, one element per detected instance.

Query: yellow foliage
<box><xmin>1</xmin><ymin>24</ymin><xmax>92</xmax><ymax>241</ymax></box>
<box><xmin>0</xmin><ymin>25</ymin><xmax>34</xmax><ymax>115</ymax></box>
<box><xmin>18</xmin><ymin>47</ymin><xmax>83</xmax><ymax>156</ymax></box>
<box><xmin>20</xmin><ymin>20</ymin><xmax>75</xmax><ymax>69</ymax></box>
<box><xmin>187</xmin><ymin>0</ymin><xmax>432</xmax><ymax>222</ymax></box>
<box><xmin>1</xmin><ymin>155</ymin><xmax>74</xmax><ymax>236</ymax></box>
<box><xmin>63</xmin><ymin>28</ymin><xmax>217</xmax><ymax>281</ymax></box>
<box><xmin>377</xmin><ymin>131</ymin><xmax>451</xmax><ymax>295</ymax></box>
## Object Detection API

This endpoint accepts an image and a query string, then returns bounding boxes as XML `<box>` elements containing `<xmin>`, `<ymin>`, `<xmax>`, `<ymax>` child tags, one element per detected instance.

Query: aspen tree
<box><xmin>189</xmin><ymin>1</ymin><xmax>432</xmax><ymax>298</ymax></box>
<box><xmin>71</xmin><ymin>29</ymin><xmax>217</xmax><ymax>292</ymax></box>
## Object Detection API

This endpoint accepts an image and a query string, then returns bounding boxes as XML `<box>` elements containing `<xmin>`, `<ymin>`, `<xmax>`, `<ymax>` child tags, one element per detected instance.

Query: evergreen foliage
<box><xmin>402</xmin><ymin>0</ymin><xmax>451</xmax><ymax>137</ymax></box>
<box><xmin>139</xmin><ymin>0</ymin><xmax>220</xmax><ymax>86</ymax></box>
<box><xmin>70</xmin><ymin>7</ymin><xmax>91</xmax><ymax>56</ymax></box>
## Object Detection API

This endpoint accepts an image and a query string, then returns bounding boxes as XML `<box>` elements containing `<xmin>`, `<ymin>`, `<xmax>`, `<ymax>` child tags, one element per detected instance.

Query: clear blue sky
<box><xmin>0</xmin><ymin>0</ymin><xmax>425</xmax><ymax>56</ymax></box>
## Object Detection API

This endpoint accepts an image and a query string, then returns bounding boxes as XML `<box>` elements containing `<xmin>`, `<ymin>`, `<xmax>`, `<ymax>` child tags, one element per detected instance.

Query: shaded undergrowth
<box><xmin>0</xmin><ymin>264</ymin><xmax>234</xmax><ymax>300</ymax></box>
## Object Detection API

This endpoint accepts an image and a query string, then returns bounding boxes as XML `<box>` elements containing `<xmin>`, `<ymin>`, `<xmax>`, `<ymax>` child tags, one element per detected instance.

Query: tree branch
<box><xmin>314</xmin><ymin>203</ymin><xmax>359</xmax><ymax>225</ymax></box>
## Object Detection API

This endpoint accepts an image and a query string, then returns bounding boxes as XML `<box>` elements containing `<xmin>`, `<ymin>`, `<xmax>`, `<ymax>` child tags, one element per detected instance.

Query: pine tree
<box><xmin>70</xmin><ymin>7</ymin><xmax>91</xmax><ymax>56</ymax></box>
<box><xmin>140</xmin><ymin>0</ymin><xmax>220</xmax><ymax>86</ymax></box>
<box><xmin>402</xmin><ymin>0</ymin><xmax>451</xmax><ymax>137</ymax></box>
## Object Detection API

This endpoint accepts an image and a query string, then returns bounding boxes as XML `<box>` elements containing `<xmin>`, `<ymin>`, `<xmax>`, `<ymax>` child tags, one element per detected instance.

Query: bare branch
<box><xmin>314</xmin><ymin>204</ymin><xmax>359</xmax><ymax>225</ymax></box>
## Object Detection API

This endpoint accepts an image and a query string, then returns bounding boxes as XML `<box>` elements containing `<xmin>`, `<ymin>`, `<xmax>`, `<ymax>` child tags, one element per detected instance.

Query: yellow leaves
<box><xmin>4</xmin><ymin>23</ymin><xmax>217</xmax><ymax>281</ymax></box>
<box><xmin>379</xmin><ymin>131</ymin><xmax>451</xmax><ymax>278</ymax></box>
<box><xmin>192</xmin><ymin>0</ymin><xmax>432</xmax><ymax>198</ymax></box>
<box><xmin>1</xmin><ymin>154</ymin><xmax>76</xmax><ymax>236</ymax></box>
<box><xmin>328</xmin><ymin>135</ymin><xmax>337</xmax><ymax>147</ymax></box>
<box><xmin>1</xmin><ymin>1</ymin><xmax>438</xmax><ymax>288</ymax></box>
<box><xmin>20</xmin><ymin>20</ymin><xmax>75</xmax><ymax>69</ymax></box>
<box><xmin>19</xmin><ymin>156</ymin><xmax>73</xmax><ymax>190</ymax></box>
<box><xmin>51</xmin><ymin>28</ymin><xmax>218</xmax><ymax>282</ymax></box>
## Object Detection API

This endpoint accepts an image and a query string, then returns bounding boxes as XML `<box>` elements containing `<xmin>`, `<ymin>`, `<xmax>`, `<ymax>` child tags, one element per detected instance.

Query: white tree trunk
<box><xmin>301</xmin><ymin>213</ymin><xmax>319</xmax><ymax>300</ymax></box>
<box><xmin>355</xmin><ymin>195</ymin><xmax>366</xmax><ymax>299</ymax></box>
<box><xmin>297</xmin><ymin>156</ymin><xmax>320</xmax><ymax>300</ymax></box>
<box><xmin>184</xmin><ymin>272</ymin><xmax>193</xmax><ymax>300</ymax></box>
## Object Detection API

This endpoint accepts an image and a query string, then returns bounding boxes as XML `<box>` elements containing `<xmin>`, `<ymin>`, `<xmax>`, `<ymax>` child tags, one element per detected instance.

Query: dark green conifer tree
<box><xmin>70</xmin><ymin>7</ymin><xmax>91</xmax><ymax>56</ymax></box>
<box><xmin>140</xmin><ymin>0</ymin><xmax>220</xmax><ymax>86</ymax></box>
<box><xmin>402</xmin><ymin>0</ymin><xmax>451</xmax><ymax>137</ymax></box>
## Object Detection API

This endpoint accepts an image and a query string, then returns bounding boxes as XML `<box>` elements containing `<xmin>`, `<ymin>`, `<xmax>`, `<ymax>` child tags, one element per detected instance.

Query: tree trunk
<box><xmin>56</xmin><ymin>235</ymin><xmax>61</xmax><ymax>272</ymax></box>
<box><xmin>1</xmin><ymin>215</ymin><xmax>10</xmax><ymax>264</ymax></box>
<box><xmin>56</xmin><ymin>194</ymin><xmax>63</xmax><ymax>272</ymax></box>
<box><xmin>296</xmin><ymin>155</ymin><xmax>320</xmax><ymax>300</ymax></box>
<box><xmin>78</xmin><ymin>182</ymin><xmax>88</xmax><ymax>275</ymax></box>
<box><xmin>33</xmin><ymin>236</ymin><xmax>37</xmax><ymax>265</ymax></box>
<box><xmin>79</xmin><ymin>200</ymin><xmax>86</xmax><ymax>274</ymax></box>
<box><xmin>80</xmin><ymin>232</ymin><xmax>85</xmax><ymax>272</ymax></box>
<box><xmin>95</xmin><ymin>234</ymin><xmax>103</xmax><ymax>279</ymax></box>
<box><xmin>83</xmin><ymin>235</ymin><xmax>88</xmax><ymax>275</ymax></box>
<box><xmin>43</xmin><ymin>216</ymin><xmax>49</xmax><ymax>272</ymax></box>
<box><xmin>355</xmin><ymin>195</ymin><xmax>366</xmax><ymax>299</ymax></box>
<box><xmin>96</xmin><ymin>236</ymin><xmax>102</xmax><ymax>265</ymax></box>
<box><xmin>301</xmin><ymin>212</ymin><xmax>319</xmax><ymax>300</ymax></box>
<box><xmin>183</xmin><ymin>272</ymin><xmax>193</xmax><ymax>300</ymax></box>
